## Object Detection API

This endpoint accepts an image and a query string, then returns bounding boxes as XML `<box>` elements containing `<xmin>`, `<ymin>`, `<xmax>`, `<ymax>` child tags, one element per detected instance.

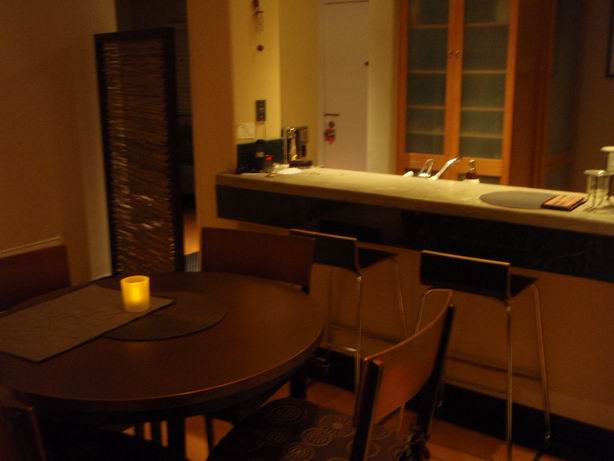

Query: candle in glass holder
<box><xmin>120</xmin><ymin>275</ymin><xmax>150</xmax><ymax>312</ymax></box>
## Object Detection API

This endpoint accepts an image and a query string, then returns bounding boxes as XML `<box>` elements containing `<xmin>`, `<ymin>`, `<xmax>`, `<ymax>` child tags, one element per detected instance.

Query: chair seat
<box><xmin>509</xmin><ymin>274</ymin><xmax>537</xmax><ymax>298</ymax></box>
<box><xmin>209</xmin><ymin>398</ymin><xmax>407</xmax><ymax>460</ymax></box>
<box><xmin>357</xmin><ymin>247</ymin><xmax>397</xmax><ymax>270</ymax></box>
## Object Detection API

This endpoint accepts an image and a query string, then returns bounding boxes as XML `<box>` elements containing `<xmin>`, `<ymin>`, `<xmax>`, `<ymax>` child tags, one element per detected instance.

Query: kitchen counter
<box><xmin>218</xmin><ymin>168</ymin><xmax>614</xmax><ymax>237</ymax></box>
<box><xmin>217</xmin><ymin>168</ymin><xmax>614</xmax><ymax>282</ymax></box>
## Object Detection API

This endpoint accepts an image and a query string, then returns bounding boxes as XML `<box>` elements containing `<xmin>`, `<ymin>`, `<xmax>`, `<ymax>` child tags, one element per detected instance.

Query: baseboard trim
<box><xmin>309</xmin><ymin>349</ymin><xmax>614</xmax><ymax>461</ymax></box>
<box><xmin>0</xmin><ymin>237</ymin><xmax>63</xmax><ymax>258</ymax></box>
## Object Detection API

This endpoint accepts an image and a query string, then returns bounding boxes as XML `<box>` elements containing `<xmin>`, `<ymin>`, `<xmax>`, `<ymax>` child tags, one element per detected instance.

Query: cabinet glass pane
<box><xmin>409</xmin><ymin>0</ymin><xmax>449</xmax><ymax>25</ymax></box>
<box><xmin>407</xmin><ymin>74</ymin><xmax>446</xmax><ymax>105</ymax></box>
<box><xmin>460</xmin><ymin>137</ymin><xmax>502</xmax><ymax>158</ymax></box>
<box><xmin>461</xmin><ymin>74</ymin><xmax>505</xmax><ymax>108</ymax></box>
<box><xmin>407</xmin><ymin>133</ymin><xmax>444</xmax><ymax>154</ymax></box>
<box><xmin>463</xmin><ymin>27</ymin><xmax>508</xmax><ymax>70</ymax></box>
<box><xmin>465</xmin><ymin>0</ymin><xmax>509</xmax><ymax>23</ymax></box>
<box><xmin>407</xmin><ymin>108</ymin><xmax>445</xmax><ymax>133</ymax></box>
<box><xmin>461</xmin><ymin>110</ymin><xmax>503</xmax><ymax>135</ymax></box>
<box><xmin>408</xmin><ymin>29</ymin><xmax>448</xmax><ymax>70</ymax></box>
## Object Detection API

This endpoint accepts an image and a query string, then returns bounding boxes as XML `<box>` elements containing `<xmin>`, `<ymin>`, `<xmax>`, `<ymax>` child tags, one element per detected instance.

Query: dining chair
<box><xmin>0</xmin><ymin>394</ymin><xmax>187</xmax><ymax>461</ymax></box>
<box><xmin>289</xmin><ymin>228</ymin><xmax>408</xmax><ymax>392</ymax></box>
<box><xmin>200</xmin><ymin>226</ymin><xmax>313</xmax><ymax>293</ymax></box>
<box><xmin>208</xmin><ymin>300</ymin><xmax>456</xmax><ymax>461</ymax></box>
<box><xmin>0</xmin><ymin>245</ymin><xmax>70</xmax><ymax>313</ymax></box>
<box><xmin>200</xmin><ymin>227</ymin><xmax>315</xmax><ymax>447</ymax></box>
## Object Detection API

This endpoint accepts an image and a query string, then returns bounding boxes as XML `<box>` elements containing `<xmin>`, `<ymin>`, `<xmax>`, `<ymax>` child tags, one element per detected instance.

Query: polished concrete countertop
<box><xmin>218</xmin><ymin>168</ymin><xmax>614</xmax><ymax>238</ymax></box>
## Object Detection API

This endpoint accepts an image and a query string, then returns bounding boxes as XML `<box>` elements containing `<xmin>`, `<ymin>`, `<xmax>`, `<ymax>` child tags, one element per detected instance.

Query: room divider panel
<box><xmin>95</xmin><ymin>28</ymin><xmax>184</xmax><ymax>274</ymax></box>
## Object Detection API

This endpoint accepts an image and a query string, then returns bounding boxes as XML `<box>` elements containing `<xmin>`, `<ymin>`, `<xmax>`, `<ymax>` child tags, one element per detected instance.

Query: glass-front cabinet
<box><xmin>399</xmin><ymin>0</ymin><xmax>511</xmax><ymax>181</ymax></box>
<box><xmin>397</xmin><ymin>0</ymin><xmax>580</xmax><ymax>186</ymax></box>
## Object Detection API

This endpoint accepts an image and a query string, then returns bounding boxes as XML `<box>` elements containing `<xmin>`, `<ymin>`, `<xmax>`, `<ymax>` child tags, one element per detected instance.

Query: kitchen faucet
<box><xmin>430</xmin><ymin>155</ymin><xmax>463</xmax><ymax>180</ymax></box>
<box><xmin>403</xmin><ymin>155</ymin><xmax>463</xmax><ymax>179</ymax></box>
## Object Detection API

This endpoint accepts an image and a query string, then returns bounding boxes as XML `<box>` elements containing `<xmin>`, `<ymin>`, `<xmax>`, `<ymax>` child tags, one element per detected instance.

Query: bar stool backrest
<box><xmin>201</xmin><ymin>227</ymin><xmax>314</xmax><ymax>292</ymax></box>
<box><xmin>420</xmin><ymin>250</ymin><xmax>511</xmax><ymax>300</ymax></box>
<box><xmin>289</xmin><ymin>229</ymin><xmax>360</xmax><ymax>275</ymax></box>
<box><xmin>0</xmin><ymin>397</ymin><xmax>47</xmax><ymax>461</ymax></box>
<box><xmin>0</xmin><ymin>245</ymin><xmax>70</xmax><ymax>312</ymax></box>
<box><xmin>349</xmin><ymin>303</ymin><xmax>455</xmax><ymax>460</ymax></box>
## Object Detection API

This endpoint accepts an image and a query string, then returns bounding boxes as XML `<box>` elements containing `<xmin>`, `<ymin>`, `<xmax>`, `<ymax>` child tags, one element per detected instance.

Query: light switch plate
<box><xmin>237</xmin><ymin>122</ymin><xmax>255</xmax><ymax>140</ymax></box>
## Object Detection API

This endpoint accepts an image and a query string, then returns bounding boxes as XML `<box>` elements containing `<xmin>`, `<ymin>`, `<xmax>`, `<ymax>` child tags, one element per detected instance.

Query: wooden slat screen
<box><xmin>96</xmin><ymin>29</ymin><xmax>184</xmax><ymax>274</ymax></box>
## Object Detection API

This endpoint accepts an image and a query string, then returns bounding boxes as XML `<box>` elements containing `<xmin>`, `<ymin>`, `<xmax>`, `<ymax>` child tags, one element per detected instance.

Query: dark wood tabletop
<box><xmin>0</xmin><ymin>272</ymin><xmax>325</xmax><ymax>424</ymax></box>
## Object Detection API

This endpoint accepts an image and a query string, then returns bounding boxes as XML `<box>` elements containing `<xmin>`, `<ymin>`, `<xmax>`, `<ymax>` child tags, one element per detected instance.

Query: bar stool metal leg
<box><xmin>531</xmin><ymin>284</ymin><xmax>552</xmax><ymax>446</ymax></box>
<box><xmin>504</xmin><ymin>301</ymin><xmax>513</xmax><ymax>461</ymax></box>
<box><xmin>391</xmin><ymin>258</ymin><xmax>409</xmax><ymax>338</ymax></box>
<box><xmin>354</xmin><ymin>275</ymin><xmax>363</xmax><ymax>392</ymax></box>
<box><xmin>325</xmin><ymin>266</ymin><xmax>335</xmax><ymax>350</ymax></box>
<box><xmin>415</xmin><ymin>288</ymin><xmax>454</xmax><ymax>333</ymax></box>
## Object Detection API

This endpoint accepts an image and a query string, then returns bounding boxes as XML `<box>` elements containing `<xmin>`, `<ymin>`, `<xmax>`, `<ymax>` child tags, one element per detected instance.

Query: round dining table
<box><xmin>0</xmin><ymin>272</ymin><xmax>325</xmax><ymax>427</ymax></box>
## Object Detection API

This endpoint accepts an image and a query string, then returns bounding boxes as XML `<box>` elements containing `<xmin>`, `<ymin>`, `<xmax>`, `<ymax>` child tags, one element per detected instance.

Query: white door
<box><xmin>322</xmin><ymin>0</ymin><xmax>369</xmax><ymax>171</ymax></box>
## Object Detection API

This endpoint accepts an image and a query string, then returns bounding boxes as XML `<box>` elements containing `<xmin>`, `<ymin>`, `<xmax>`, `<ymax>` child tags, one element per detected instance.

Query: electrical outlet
<box><xmin>256</xmin><ymin>100</ymin><xmax>266</xmax><ymax>122</ymax></box>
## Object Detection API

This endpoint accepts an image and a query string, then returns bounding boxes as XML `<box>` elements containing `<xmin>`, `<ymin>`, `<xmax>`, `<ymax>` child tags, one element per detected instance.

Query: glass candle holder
<box><xmin>120</xmin><ymin>275</ymin><xmax>150</xmax><ymax>312</ymax></box>
<box><xmin>584</xmin><ymin>169</ymin><xmax>613</xmax><ymax>210</ymax></box>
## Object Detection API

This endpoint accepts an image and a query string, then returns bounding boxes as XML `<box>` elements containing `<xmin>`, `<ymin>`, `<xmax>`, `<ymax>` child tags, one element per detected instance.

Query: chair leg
<box><xmin>530</xmin><ymin>284</ymin><xmax>552</xmax><ymax>446</ymax></box>
<box><xmin>134</xmin><ymin>423</ymin><xmax>145</xmax><ymax>439</ymax></box>
<box><xmin>290</xmin><ymin>365</ymin><xmax>308</xmax><ymax>399</ymax></box>
<box><xmin>503</xmin><ymin>301</ymin><xmax>513</xmax><ymax>461</ymax></box>
<box><xmin>326</xmin><ymin>266</ymin><xmax>335</xmax><ymax>349</ymax></box>
<box><xmin>205</xmin><ymin>416</ymin><xmax>215</xmax><ymax>452</ymax></box>
<box><xmin>150</xmin><ymin>421</ymin><xmax>162</xmax><ymax>444</ymax></box>
<box><xmin>354</xmin><ymin>275</ymin><xmax>363</xmax><ymax>393</ymax></box>
<box><xmin>391</xmin><ymin>258</ymin><xmax>409</xmax><ymax>338</ymax></box>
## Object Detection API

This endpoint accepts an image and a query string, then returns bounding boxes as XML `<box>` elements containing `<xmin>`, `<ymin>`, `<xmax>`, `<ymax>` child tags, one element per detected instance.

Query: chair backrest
<box><xmin>0</xmin><ymin>245</ymin><xmax>70</xmax><ymax>312</ymax></box>
<box><xmin>420</xmin><ymin>250</ymin><xmax>511</xmax><ymax>300</ymax></box>
<box><xmin>200</xmin><ymin>227</ymin><xmax>314</xmax><ymax>292</ymax></box>
<box><xmin>349</xmin><ymin>302</ymin><xmax>455</xmax><ymax>461</ymax></box>
<box><xmin>0</xmin><ymin>397</ymin><xmax>47</xmax><ymax>461</ymax></box>
<box><xmin>289</xmin><ymin>228</ymin><xmax>360</xmax><ymax>275</ymax></box>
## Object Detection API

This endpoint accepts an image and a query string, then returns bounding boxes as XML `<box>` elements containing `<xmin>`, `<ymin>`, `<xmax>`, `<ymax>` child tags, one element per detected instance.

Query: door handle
<box><xmin>324</xmin><ymin>113</ymin><xmax>340</xmax><ymax>117</ymax></box>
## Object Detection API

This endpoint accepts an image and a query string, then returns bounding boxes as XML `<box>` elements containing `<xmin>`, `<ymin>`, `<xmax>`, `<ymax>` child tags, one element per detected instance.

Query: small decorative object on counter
<box><xmin>263</xmin><ymin>154</ymin><xmax>274</xmax><ymax>174</ymax></box>
<box><xmin>253</xmin><ymin>139</ymin><xmax>265</xmax><ymax>172</ymax></box>
<box><xmin>601</xmin><ymin>146</ymin><xmax>614</xmax><ymax>198</ymax></box>
<box><xmin>464</xmin><ymin>159</ymin><xmax>480</xmax><ymax>183</ymax></box>
<box><xmin>602</xmin><ymin>146</ymin><xmax>614</xmax><ymax>171</ymax></box>
<box><xmin>584</xmin><ymin>169</ymin><xmax>614</xmax><ymax>210</ymax></box>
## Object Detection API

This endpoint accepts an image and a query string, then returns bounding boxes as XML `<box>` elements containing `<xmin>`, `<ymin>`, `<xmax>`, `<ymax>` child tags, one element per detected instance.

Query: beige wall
<box><xmin>571</xmin><ymin>0</ymin><xmax>614</xmax><ymax>190</ymax></box>
<box><xmin>0</xmin><ymin>0</ymin><xmax>115</xmax><ymax>282</ymax></box>
<box><xmin>231</xmin><ymin>0</ymin><xmax>282</xmax><ymax>142</ymax></box>
<box><xmin>279</xmin><ymin>0</ymin><xmax>319</xmax><ymax>160</ymax></box>
<box><xmin>367</xmin><ymin>0</ymin><xmax>398</xmax><ymax>173</ymax></box>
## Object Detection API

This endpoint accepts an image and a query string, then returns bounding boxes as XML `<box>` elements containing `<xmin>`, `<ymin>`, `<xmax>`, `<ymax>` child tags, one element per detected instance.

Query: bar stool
<box><xmin>416</xmin><ymin>250</ymin><xmax>551</xmax><ymax>460</ymax></box>
<box><xmin>290</xmin><ymin>228</ymin><xmax>408</xmax><ymax>390</ymax></box>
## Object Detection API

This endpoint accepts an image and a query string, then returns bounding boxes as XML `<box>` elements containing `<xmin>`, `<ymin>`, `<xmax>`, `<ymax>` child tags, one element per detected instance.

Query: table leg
<box><xmin>167</xmin><ymin>418</ymin><xmax>186</xmax><ymax>458</ymax></box>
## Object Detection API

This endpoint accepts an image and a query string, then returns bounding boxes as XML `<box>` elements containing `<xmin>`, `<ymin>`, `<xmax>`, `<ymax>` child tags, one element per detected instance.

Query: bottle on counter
<box><xmin>464</xmin><ymin>159</ymin><xmax>480</xmax><ymax>183</ymax></box>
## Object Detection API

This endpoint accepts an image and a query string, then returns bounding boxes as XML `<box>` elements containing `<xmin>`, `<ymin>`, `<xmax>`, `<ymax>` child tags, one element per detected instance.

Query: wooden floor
<box><xmin>173</xmin><ymin>381</ymin><xmax>561</xmax><ymax>461</ymax></box>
